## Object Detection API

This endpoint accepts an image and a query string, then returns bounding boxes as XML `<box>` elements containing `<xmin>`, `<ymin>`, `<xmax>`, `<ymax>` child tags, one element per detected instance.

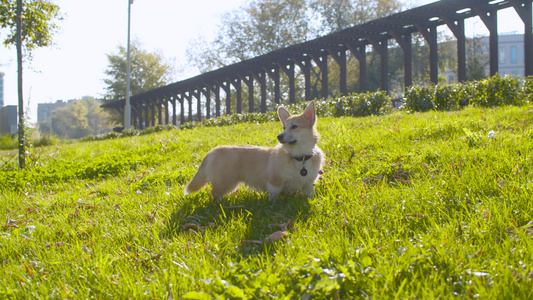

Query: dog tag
<box><xmin>300</xmin><ymin>167</ymin><xmax>307</xmax><ymax>176</ymax></box>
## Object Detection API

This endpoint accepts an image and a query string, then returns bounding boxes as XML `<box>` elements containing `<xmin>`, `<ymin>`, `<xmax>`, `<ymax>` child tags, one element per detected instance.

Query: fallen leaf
<box><xmin>264</xmin><ymin>231</ymin><xmax>288</xmax><ymax>245</ymax></box>
<box><xmin>343</xmin><ymin>213</ymin><xmax>349</xmax><ymax>228</ymax></box>
<box><xmin>241</xmin><ymin>240</ymin><xmax>262</xmax><ymax>246</ymax></box>
<box><xmin>182</xmin><ymin>223</ymin><xmax>201</xmax><ymax>232</ymax></box>
<box><xmin>69</xmin><ymin>210</ymin><xmax>80</xmax><ymax>218</ymax></box>
<box><xmin>268</xmin><ymin>219</ymin><xmax>296</xmax><ymax>231</ymax></box>
<box><xmin>147</xmin><ymin>211</ymin><xmax>157</xmax><ymax>222</ymax></box>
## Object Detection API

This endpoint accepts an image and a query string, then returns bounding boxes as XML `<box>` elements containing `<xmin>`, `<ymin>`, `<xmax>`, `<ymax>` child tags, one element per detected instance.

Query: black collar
<box><xmin>292</xmin><ymin>154</ymin><xmax>313</xmax><ymax>162</ymax></box>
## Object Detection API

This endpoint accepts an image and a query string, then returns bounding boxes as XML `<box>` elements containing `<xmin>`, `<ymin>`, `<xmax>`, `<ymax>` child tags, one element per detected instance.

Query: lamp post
<box><xmin>124</xmin><ymin>0</ymin><xmax>133</xmax><ymax>129</ymax></box>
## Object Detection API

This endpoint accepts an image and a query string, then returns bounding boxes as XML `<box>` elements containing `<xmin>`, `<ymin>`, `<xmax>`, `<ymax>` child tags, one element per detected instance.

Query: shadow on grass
<box><xmin>161</xmin><ymin>188</ymin><xmax>312</xmax><ymax>257</ymax></box>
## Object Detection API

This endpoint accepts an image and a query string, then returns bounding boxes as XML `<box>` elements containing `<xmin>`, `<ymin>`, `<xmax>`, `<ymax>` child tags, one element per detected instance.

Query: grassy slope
<box><xmin>1</xmin><ymin>104</ymin><xmax>533</xmax><ymax>298</ymax></box>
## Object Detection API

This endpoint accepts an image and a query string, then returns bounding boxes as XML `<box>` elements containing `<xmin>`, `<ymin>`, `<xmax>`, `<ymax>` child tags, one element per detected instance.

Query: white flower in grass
<box><xmin>488</xmin><ymin>130</ymin><xmax>496</xmax><ymax>140</ymax></box>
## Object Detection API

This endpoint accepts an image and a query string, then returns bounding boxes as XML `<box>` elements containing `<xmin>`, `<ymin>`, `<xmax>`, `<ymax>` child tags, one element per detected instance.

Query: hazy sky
<box><xmin>0</xmin><ymin>0</ymin><xmax>524</xmax><ymax>122</ymax></box>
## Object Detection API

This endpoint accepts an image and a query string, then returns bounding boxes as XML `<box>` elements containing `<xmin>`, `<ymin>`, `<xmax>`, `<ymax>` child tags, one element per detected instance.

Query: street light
<box><xmin>124</xmin><ymin>0</ymin><xmax>134</xmax><ymax>130</ymax></box>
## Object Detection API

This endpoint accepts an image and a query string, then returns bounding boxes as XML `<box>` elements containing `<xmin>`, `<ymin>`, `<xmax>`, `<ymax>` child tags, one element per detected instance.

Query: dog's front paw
<box><xmin>302</xmin><ymin>185</ymin><xmax>315</xmax><ymax>199</ymax></box>
<box><xmin>267</xmin><ymin>182</ymin><xmax>282</xmax><ymax>201</ymax></box>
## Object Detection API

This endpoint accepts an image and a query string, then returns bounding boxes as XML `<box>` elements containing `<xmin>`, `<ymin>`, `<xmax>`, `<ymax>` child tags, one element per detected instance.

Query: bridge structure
<box><xmin>102</xmin><ymin>0</ymin><xmax>533</xmax><ymax>129</ymax></box>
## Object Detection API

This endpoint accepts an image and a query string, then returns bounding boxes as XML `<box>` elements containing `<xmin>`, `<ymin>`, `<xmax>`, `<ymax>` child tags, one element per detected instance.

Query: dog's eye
<box><xmin>291</xmin><ymin>125</ymin><xmax>298</xmax><ymax>129</ymax></box>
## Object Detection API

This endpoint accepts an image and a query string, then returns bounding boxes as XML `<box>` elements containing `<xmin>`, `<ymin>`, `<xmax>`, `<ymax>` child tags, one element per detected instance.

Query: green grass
<box><xmin>1</xmin><ymin>103</ymin><xmax>533</xmax><ymax>298</ymax></box>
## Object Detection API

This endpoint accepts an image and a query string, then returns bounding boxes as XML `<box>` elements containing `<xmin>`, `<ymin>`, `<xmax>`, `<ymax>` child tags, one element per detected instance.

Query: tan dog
<box><xmin>184</xmin><ymin>101</ymin><xmax>324</xmax><ymax>200</ymax></box>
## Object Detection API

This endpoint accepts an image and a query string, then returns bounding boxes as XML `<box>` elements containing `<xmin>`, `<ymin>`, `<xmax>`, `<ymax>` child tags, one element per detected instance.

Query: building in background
<box><xmin>37</xmin><ymin>100</ymin><xmax>68</xmax><ymax>123</ymax></box>
<box><xmin>0</xmin><ymin>73</ymin><xmax>17</xmax><ymax>135</ymax></box>
<box><xmin>0</xmin><ymin>105</ymin><xmax>17</xmax><ymax>135</ymax></box>
<box><xmin>441</xmin><ymin>33</ymin><xmax>524</xmax><ymax>83</ymax></box>
<box><xmin>0</xmin><ymin>72</ymin><xmax>4</xmax><ymax>108</ymax></box>
<box><xmin>495</xmin><ymin>33</ymin><xmax>524</xmax><ymax>77</ymax></box>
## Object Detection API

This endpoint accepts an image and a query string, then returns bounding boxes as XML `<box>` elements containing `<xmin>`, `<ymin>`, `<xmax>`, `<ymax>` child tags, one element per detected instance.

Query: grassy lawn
<box><xmin>1</xmin><ymin>103</ymin><xmax>533</xmax><ymax>298</ymax></box>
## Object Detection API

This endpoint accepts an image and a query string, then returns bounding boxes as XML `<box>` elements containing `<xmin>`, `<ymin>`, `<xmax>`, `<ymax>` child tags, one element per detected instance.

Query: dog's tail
<box><xmin>184</xmin><ymin>161</ymin><xmax>208</xmax><ymax>195</ymax></box>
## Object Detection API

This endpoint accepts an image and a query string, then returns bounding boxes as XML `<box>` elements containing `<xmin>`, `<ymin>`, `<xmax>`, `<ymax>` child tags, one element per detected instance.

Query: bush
<box><xmin>403</xmin><ymin>85</ymin><xmax>435</xmax><ymax>112</ymax></box>
<box><xmin>403</xmin><ymin>75</ymin><xmax>526</xmax><ymax>112</ymax></box>
<box><xmin>197</xmin><ymin>112</ymin><xmax>278</xmax><ymax>128</ymax></box>
<box><xmin>521</xmin><ymin>76</ymin><xmax>533</xmax><ymax>103</ymax></box>
<box><xmin>80</xmin><ymin>76</ymin><xmax>528</xmax><ymax>140</ymax></box>
<box><xmin>470</xmin><ymin>75</ymin><xmax>523</xmax><ymax>107</ymax></box>
<box><xmin>433</xmin><ymin>84</ymin><xmax>458</xmax><ymax>111</ymax></box>
<box><xmin>330</xmin><ymin>91</ymin><xmax>392</xmax><ymax>117</ymax></box>
<box><xmin>0</xmin><ymin>134</ymin><xmax>61</xmax><ymax>150</ymax></box>
<box><xmin>34</xmin><ymin>134</ymin><xmax>60</xmax><ymax>147</ymax></box>
<box><xmin>279</xmin><ymin>91</ymin><xmax>392</xmax><ymax>118</ymax></box>
<box><xmin>0</xmin><ymin>135</ymin><xmax>17</xmax><ymax>150</ymax></box>
<box><xmin>454</xmin><ymin>83</ymin><xmax>475</xmax><ymax>108</ymax></box>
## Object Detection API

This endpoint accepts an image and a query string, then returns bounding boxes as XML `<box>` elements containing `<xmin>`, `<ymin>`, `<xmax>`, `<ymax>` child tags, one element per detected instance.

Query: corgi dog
<box><xmin>184</xmin><ymin>100</ymin><xmax>324</xmax><ymax>200</ymax></box>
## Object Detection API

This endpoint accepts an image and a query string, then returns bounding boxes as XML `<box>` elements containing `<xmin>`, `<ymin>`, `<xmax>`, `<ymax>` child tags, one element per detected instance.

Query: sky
<box><xmin>0</xmin><ymin>0</ymin><xmax>525</xmax><ymax>123</ymax></box>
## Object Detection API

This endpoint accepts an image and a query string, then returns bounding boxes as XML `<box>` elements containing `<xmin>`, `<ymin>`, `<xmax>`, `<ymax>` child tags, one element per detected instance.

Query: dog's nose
<box><xmin>277</xmin><ymin>133</ymin><xmax>284</xmax><ymax>141</ymax></box>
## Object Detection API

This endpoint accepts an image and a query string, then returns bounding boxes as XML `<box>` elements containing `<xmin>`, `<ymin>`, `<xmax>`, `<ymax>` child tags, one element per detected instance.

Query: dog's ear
<box><xmin>303</xmin><ymin>101</ymin><xmax>316</xmax><ymax>126</ymax></box>
<box><xmin>277</xmin><ymin>106</ymin><xmax>291</xmax><ymax>126</ymax></box>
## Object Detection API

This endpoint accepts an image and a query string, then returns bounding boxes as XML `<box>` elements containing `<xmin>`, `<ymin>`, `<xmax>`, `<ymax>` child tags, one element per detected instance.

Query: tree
<box><xmin>0</xmin><ymin>0</ymin><xmax>61</xmax><ymax>52</ymax></box>
<box><xmin>102</xmin><ymin>40</ymin><xmax>175</xmax><ymax>124</ymax></box>
<box><xmin>187</xmin><ymin>0</ymin><xmax>312</xmax><ymax>73</ymax></box>
<box><xmin>0</xmin><ymin>0</ymin><xmax>62</xmax><ymax>168</ymax></box>
<box><xmin>310</xmin><ymin>0</ymin><xmax>403</xmax><ymax>34</ymax></box>
<box><xmin>466</xmin><ymin>36</ymin><xmax>489</xmax><ymax>81</ymax></box>
<box><xmin>39</xmin><ymin>97</ymin><xmax>114</xmax><ymax>139</ymax></box>
<box><xmin>186</xmin><ymin>0</ymin><xmax>404</xmax><ymax>109</ymax></box>
<box><xmin>187</xmin><ymin>0</ymin><xmax>403</xmax><ymax>72</ymax></box>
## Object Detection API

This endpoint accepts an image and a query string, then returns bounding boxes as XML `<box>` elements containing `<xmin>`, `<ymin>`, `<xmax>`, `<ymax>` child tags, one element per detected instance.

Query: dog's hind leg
<box><xmin>210</xmin><ymin>177</ymin><xmax>240</xmax><ymax>200</ymax></box>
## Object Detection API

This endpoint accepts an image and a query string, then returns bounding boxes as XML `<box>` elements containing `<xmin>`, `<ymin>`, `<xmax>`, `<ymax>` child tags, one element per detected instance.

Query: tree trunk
<box><xmin>16</xmin><ymin>0</ymin><xmax>25</xmax><ymax>169</ymax></box>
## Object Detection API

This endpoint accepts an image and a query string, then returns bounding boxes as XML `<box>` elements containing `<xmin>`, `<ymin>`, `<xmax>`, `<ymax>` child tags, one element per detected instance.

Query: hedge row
<box><xmin>285</xmin><ymin>91</ymin><xmax>392</xmax><ymax>118</ymax></box>
<box><xmin>403</xmin><ymin>75</ymin><xmax>532</xmax><ymax>112</ymax></box>
<box><xmin>85</xmin><ymin>75</ymin><xmax>531</xmax><ymax>141</ymax></box>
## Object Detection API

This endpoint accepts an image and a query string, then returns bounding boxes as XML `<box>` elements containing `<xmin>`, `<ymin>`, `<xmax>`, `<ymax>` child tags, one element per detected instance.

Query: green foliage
<box><xmin>466</xmin><ymin>36</ymin><xmax>489</xmax><ymax>80</ymax></box>
<box><xmin>433</xmin><ymin>84</ymin><xmax>457</xmax><ymax>111</ymax></box>
<box><xmin>470</xmin><ymin>75</ymin><xmax>524</xmax><ymax>107</ymax></box>
<box><xmin>187</xmin><ymin>0</ymin><xmax>405</xmax><ymax>99</ymax></box>
<box><xmin>0</xmin><ymin>0</ymin><xmax>62</xmax><ymax>53</ymax></box>
<box><xmin>81</xmin><ymin>124</ymin><xmax>178</xmax><ymax>142</ymax></box>
<box><xmin>1</xmin><ymin>0</ymin><xmax>62</xmax><ymax>169</ymax></box>
<box><xmin>39</xmin><ymin>97</ymin><xmax>115</xmax><ymax>139</ymax></box>
<box><xmin>523</xmin><ymin>76</ymin><xmax>533</xmax><ymax>103</ymax></box>
<box><xmin>188</xmin><ymin>0</ymin><xmax>404</xmax><ymax>70</ymax></box>
<box><xmin>330</xmin><ymin>91</ymin><xmax>392</xmax><ymax>117</ymax></box>
<box><xmin>278</xmin><ymin>91</ymin><xmax>392</xmax><ymax>118</ymax></box>
<box><xmin>310</xmin><ymin>0</ymin><xmax>402</xmax><ymax>34</ymax></box>
<box><xmin>33</xmin><ymin>133</ymin><xmax>60</xmax><ymax>147</ymax></box>
<box><xmin>0</xmin><ymin>133</ymin><xmax>60</xmax><ymax>150</ymax></box>
<box><xmin>83</xmin><ymin>91</ymin><xmax>392</xmax><ymax>142</ymax></box>
<box><xmin>102</xmin><ymin>40</ymin><xmax>176</xmax><ymax>124</ymax></box>
<box><xmin>194</xmin><ymin>111</ymin><xmax>278</xmax><ymax>128</ymax></box>
<box><xmin>103</xmin><ymin>40</ymin><xmax>175</xmax><ymax>103</ymax></box>
<box><xmin>403</xmin><ymin>75</ymin><xmax>527</xmax><ymax>112</ymax></box>
<box><xmin>0</xmin><ymin>134</ymin><xmax>16</xmax><ymax>150</ymax></box>
<box><xmin>403</xmin><ymin>84</ymin><xmax>435</xmax><ymax>112</ymax></box>
<box><xmin>84</xmin><ymin>76</ymin><xmax>528</xmax><ymax>143</ymax></box>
